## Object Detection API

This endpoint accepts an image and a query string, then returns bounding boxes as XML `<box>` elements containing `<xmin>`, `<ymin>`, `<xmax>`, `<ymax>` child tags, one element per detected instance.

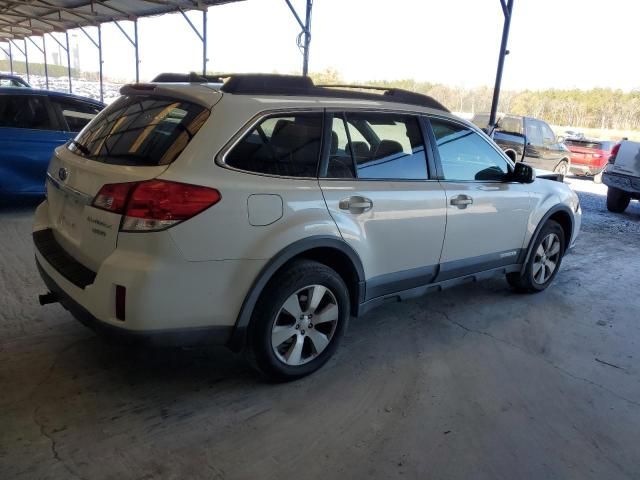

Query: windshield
<box><xmin>69</xmin><ymin>95</ymin><xmax>210</xmax><ymax>166</ymax></box>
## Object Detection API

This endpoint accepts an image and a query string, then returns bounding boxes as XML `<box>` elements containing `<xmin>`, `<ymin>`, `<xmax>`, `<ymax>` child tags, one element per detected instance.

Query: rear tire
<box><xmin>606</xmin><ymin>187</ymin><xmax>630</xmax><ymax>213</ymax></box>
<box><xmin>507</xmin><ymin>220</ymin><xmax>565</xmax><ymax>293</ymax></box>
<box><xmin>247</xmin><ymin>260</ymin><xmax>350</xmax><ymax>381</ymax></box>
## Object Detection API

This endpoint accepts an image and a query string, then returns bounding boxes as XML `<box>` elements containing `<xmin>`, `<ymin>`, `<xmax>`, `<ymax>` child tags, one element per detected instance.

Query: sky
<box><xmin>10</xmin><ymin>0</ymin><xmax>640</xmax><ymax>91</ymax></box>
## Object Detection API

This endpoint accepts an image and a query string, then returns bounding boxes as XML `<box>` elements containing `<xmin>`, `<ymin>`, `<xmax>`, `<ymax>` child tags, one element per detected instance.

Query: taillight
<box><xmin>92</xmin><ymin>182</ymin><xmax>136</xmax><ymax>213</ymax></box>
<box><xmin>92</xmin><ymin>180</ymin><xmax>221</xmax><ymax>232</ymax></box>
<box><xmin>609</xmin><ymin>143</ymin><xmax>621</xmax><ymax>164</ymax></box>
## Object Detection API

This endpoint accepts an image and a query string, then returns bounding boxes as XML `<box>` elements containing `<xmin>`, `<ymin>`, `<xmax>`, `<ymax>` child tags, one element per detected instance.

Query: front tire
<box><xmin>606</xmin><ymin>187</ymin><xmax>630</xmax><ymax>213</ymax></box>
<box><xmin>554</xmin><ymin>161</ymin><xmax>569</xmax><ymax>176</ymax></box>
<box><xmin>507</xmin><ymin>220</ymin><xmax>565</xmax><ymax>293</ymax></box>
<box><xmin>247</xmin><ymin>260</ymin><xmax>350</xmax><ymax>381</ymax></box>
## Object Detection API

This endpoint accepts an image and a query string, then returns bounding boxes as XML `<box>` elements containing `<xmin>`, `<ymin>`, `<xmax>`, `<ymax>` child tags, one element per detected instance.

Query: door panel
<box><xmin>428</xmin><ymin>118</ymin><xmax>532</xmax><ymax>278</ymax></box>
<box><xmin>321</xmin><ymin>112</ymin><xmax>447</xmax><ymax>298</ymax></box>
<box><xmin>523</xmin><ymin>119</ymin><xmax>545</xmax><ymax>169</ymax></box>
<box><xmin>320</xmin><ymin>180</ymin><xmax>447</xmax><ymax>293</ymax></box>
<box><xmin>437</xmin><ymin>182</ymin><xmax>531</xmax><ymax>278</ymax></box>
<box><xmin>540</xmin><ymin>121</ymin><xmax>566</xmax><ymax>169</ymax></box>
<box><xmin>0</xmin><ymin>94</ymin><xmax>66</xmax><ymax>194</ymax></box>
<box><xmin>0</xmin><ymin>127</ymin><xmax>71</xmax><ymax>194</ymax></box>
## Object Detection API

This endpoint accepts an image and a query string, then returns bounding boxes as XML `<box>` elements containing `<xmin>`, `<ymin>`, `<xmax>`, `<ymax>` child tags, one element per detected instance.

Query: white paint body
<box><xmin>33</xmin><ymin>83</ymin><xmax>581</xmax><ymax>335</ymax></box>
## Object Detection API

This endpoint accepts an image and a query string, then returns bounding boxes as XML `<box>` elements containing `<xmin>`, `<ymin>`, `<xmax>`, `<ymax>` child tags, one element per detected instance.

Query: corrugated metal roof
<box><xmin>0</xmin><ymin>1</ymin><xmax>245</xmax><ymax>40</ymax></box>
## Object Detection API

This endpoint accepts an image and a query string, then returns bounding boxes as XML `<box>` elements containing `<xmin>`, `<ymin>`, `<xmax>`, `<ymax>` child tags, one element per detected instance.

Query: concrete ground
<box><xmin>1</xmin><ymin>177</ymin><xmax>639</xmax><ymax>480</ymax></box>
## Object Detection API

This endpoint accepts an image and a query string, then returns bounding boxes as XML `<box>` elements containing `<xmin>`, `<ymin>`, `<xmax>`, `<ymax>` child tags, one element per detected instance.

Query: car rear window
<box><xmin>225</xmin><ymin>113</ymin><xmax>323</xmax><ymax>178</ymax></box>
<box><xmin>565</xmin><ymin>139</ymin><xmax>614</xmax><ymax>151</ymax></box>
<box><xmin>471</xmin><ymin>114</ymin><xmax>523</xmax><ymax>135</ymax></box>
<box><xmin>70</xmin><ymin>95</ymin><xmax>210</xmax><ymax>166</ymax></box>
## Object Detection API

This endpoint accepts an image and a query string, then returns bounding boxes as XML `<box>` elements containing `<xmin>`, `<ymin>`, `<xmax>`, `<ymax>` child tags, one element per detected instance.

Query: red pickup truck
<box><xmin>565</xmin><ymin>138</ymin><xmax>616</xmax><ymax>183</ymax></box>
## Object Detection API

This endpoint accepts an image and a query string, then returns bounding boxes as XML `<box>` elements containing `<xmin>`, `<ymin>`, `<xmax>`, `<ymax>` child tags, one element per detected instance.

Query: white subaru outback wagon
<box><xmin>34</xmin><ymin>74</ymin><xmax>581</xmax><ymax>380</ymax></box>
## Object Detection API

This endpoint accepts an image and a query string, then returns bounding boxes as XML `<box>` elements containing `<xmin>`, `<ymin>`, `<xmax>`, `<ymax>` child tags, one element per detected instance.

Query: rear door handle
<box><xmin>450</xmin><ymin>194</ymin><xmax>473</xmax><ymax>209</ymax></box>
<box><xmin>339</xmin><ymin>195</ymin><xmax>373</xmax><ymax>214</ymax></box>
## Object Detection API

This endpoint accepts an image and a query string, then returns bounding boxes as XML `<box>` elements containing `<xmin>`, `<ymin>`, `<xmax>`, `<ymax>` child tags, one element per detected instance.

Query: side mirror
<box><xmin>511</xmin><ymin>162</ymin><xmax>536</xmax><ymax>183</ymax></box>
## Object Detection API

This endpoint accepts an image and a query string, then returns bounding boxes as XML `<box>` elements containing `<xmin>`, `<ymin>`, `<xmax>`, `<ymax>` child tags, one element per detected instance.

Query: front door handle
<box><xmin>339</xmin><ymin>195</ymin><xmax>373</xmax><ymax>214</ymax></box>
<box><xmin>450</xmin><ymin>194</ymin><xmax>473</xmax><ymax>209</ymax></box>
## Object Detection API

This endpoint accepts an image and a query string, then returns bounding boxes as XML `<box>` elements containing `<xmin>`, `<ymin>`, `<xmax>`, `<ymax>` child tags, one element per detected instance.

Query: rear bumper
<box><xmin>33</xmin><ymin>200</ymin><xmax>267</xmax><ymax>345</ymax></box>
<box><xmin>569</xmin><ymin>163</ymin><xmax>603</xmax><ymax>176</ymax></box>
<box><xmin>603</xmin><ymin>171</ymin><xmax>640</xmax><ymax>195</ymax></box>
<box><xmin>36</xmin><ymin>259</ymin><xmax>232</xmax><ymax>346</ymax></box>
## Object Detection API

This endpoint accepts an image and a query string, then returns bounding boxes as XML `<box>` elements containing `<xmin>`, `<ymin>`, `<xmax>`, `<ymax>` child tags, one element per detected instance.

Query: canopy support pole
<box><xmin>114</xmin><ymin>19</ymin><xmax>140</xmax><ymax>82</ymax></box>
<box><xmin>179</xmin><ymin>8</ymin><xmax>208</xmax><ymax>75</ymax></box>
<box><xmin>27</xmin><ymin>36</ymin><xmax>49</xmax><ymax>89</ymax></box>
<box><xmin>284</xmin><ymin>0</ymin><xmax>313</xmax><ymax>76</ymax></box>
<box><xmin>24</xmin><ymin>39</ymin><xmax>29</xmax><ymax>82</ymax></box>
<box><xmin>0</xmin><ymin>44</ymin><xmax>11</xmax><ymax>73</ymax></box>
<box><xmin>488</xmin><ymin>0</ymin><xmax>514</xmax><ymax>133</ymax></box>
<box><xmin>66</xmin><ymin>32</ymin><xmax>72</xmax><ymax>93</ymax></box>
<box><xmin>9</xmin><ymin>39</ymin><xmax>28</xmax><ymax>82</ymax></box>
<box><xmin>79</xmin><ymin>25</ymin><xmax>104</xmax><ymax>102</ymax></box>
<box><xmin>9</xmin><ymin>42</ymin><xmax>13</xmax><ymax>73</ymax></box>
<box><xmin>48</xmin><ymin>32</ymin><xmax>72</xmax><ymax>93</ymax></box>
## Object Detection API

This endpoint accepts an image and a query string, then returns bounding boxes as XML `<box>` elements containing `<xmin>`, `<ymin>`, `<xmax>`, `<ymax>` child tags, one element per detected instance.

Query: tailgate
<box><xmin>42</xmin><ymin>89</ymin><xmax>216</xmax><ymax>272</ymax></box>
<box><xmin>46</xmin><ymin>147</ymin><xmax>169</xmax><ymax>271</ymax></box>
<box><xmin>611</xmin><ymin>141</ymin><xmax>640</xmax><ymax>178</ymax></box>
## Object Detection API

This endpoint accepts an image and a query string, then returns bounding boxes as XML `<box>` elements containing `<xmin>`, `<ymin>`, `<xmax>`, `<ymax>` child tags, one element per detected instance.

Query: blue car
<box><xmin>0</xmin><ymin>88</ymin><xmax>104</xmax><ymax>196</ymax></box>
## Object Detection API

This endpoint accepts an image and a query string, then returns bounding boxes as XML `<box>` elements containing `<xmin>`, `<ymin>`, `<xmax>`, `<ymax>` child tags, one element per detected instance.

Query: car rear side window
<box><xmin>51</xmin><ymin>98</ymin><xmax>102</xmax><ymax>132</ymax></box>
<box><xmin>430</xmin><ymin>119</ymin><xmax>510</xmax><ymax>182</ymax></box>
<box><xmin>326</xmin><ymin>112</ymin><xmax>428</xmax><ymax>180</ymax></box>
<box><xmin>225</xmin><ymin>113</ymin><xmax>323</xmax><ymax>178</ymax></box>
<box><xmin>70</xmin><ymin>95</ymin><xmax>210</xmax><ymax>166</ymax></box>
<box><xmin>0</xmin><ymin>95</ymin><xmax>54</xmax><ymax>130</ymax></box>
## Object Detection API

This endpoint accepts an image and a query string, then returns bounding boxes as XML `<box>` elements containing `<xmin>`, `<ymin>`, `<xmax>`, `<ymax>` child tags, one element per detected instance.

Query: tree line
<box><xmin>311</xmin><ymin>70</ymin><xmax>640</xmax><ymax>130</ymax></box>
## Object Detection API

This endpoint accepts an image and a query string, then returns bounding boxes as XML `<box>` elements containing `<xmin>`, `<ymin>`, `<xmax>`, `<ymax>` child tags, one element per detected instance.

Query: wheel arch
<box><xmin>227</xmin><ymin>236</ymin><xmax>365</xmax><ymax>351</ymax></box>
<box><xmin>555</xmin><ymin>157</ymin><xmax>570</xmax><ymax>171</ymax></box>
<box><xmin>521</xmin><ymin>205</ymin><xmax>574</xmax><ymax>272</ymax></box>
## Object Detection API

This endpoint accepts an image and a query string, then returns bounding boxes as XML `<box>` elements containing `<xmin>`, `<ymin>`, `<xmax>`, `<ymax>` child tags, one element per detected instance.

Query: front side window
<box><xmin>430</xmin><ymin>119</ymin><xmax>510</xmax><ymax>182</ymax></box>
<box><xmin>326</xmin><ymin>112</ymin><xmax>428</xmax><ymax>180</ymax></box>
<box><xmin>226</xmin><ymin>113</ymin><xmax>323</xmax><ymax>177</ymax></box>
<box><xmin>0</xmin><ymin>95</ymin><xmax>54</xmax><ymax>130</ymax></box>
<box><xmin>540</xmin><ymin>122</ymin><xmax>556</xmax><ymax>145</ymax></box>
<box><xmin>71</xmin><ymin>95</ymin><xmax>210</xmax><ymax>166</ymax></box>
<box><xmin>525</xmin><ymin>120</ymin><xmax>544</xmax><ymax>147</ymax></box>
<box><xmin>51</xmin><ymin>98</ymin><xmax>102</xmax><ymax>132</ymax></box>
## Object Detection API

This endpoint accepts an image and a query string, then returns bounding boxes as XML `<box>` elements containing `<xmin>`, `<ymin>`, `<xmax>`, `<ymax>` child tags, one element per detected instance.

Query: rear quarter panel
<box><xmin>0</xmin><ymin>127</ymin><xmax>71</xmax><ymax>194</ymax></box>
<box><xmin>161</xmin><ymin>95</ymin><xmax>344</xmax><ymax>264</ymax></box>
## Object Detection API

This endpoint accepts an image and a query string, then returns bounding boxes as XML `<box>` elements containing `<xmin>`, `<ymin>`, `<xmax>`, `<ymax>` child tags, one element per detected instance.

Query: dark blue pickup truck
<box><xmin>0</xmin><ymin>88</ymin><xmax>104</xmax><ymax>197</ymax></box>
<box><xmin>472</xmin><ymin>113</ymin><xmax>571</xmax><ymax>175</ymax></box>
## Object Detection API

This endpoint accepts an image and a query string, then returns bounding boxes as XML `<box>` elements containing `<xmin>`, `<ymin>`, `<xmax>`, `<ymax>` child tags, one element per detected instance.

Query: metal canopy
<box><xmin>0</xmin><ymin>1</ymin><xmax>242</xmax><ymax>40</ymax></box>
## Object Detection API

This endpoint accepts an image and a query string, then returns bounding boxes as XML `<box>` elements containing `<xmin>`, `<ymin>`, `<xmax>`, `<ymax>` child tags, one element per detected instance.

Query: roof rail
<box><xmin>150</xmin><ymin>73</ymin><xmax>449</xmax><ymax>112</ymax></box>
<box><xmin>152</xmin><ymin>72</ymin><xmax>230</xmax><ymax>83</ymax></box>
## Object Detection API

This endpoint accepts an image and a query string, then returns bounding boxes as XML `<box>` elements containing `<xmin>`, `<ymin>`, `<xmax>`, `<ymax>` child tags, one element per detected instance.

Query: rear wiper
<box><xmin>69</xmin><ymin>139</ymin><xmax>91</xmax><ymax>156</ymax></box>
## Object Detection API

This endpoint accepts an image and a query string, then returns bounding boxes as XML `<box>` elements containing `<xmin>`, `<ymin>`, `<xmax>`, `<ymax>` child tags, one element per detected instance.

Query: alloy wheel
<box><xmin>271</xmin><ymin>285</ymin><xmax>339</xmax><ymax>366</ymax></box>
<box><xmin>532</xmin><ymin>233</ymin><xmax>561</xmax><ymax>285</ymax></box>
